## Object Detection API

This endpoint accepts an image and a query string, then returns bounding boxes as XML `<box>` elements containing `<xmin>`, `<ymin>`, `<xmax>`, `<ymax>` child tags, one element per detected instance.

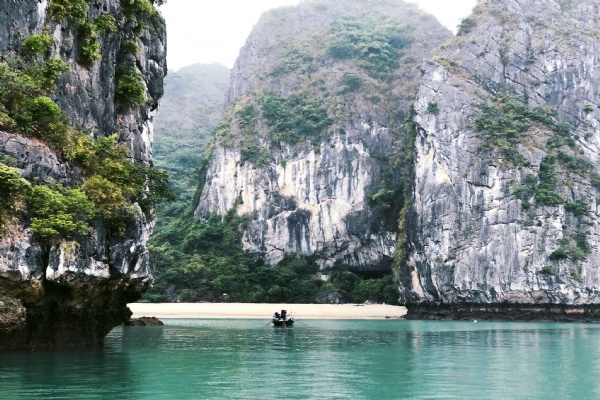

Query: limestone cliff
<box><xmin>0</xmin><ymin>0</ymin><xmax>166</xmax><ymax>349</ymax></box>
<box><xmin>400</xmin><ymin>0</ymin><xmax>600</xmax><ymax>319</ymax></box>
<box><xmin>195</xmin><ymin>0</ymin><xmax>451</xmax><ymax>271</ymax></box>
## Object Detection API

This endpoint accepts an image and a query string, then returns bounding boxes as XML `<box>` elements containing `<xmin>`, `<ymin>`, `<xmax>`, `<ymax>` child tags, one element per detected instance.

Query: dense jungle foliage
<box><xmin>145</xmin><ymin>62</ymin><xmax>397</xmax><ymax>304</ymax></box>
<box><xmin>145</xmin><ymin>206</ymin><xmax>398</xmax><ymax>304</ymax></box>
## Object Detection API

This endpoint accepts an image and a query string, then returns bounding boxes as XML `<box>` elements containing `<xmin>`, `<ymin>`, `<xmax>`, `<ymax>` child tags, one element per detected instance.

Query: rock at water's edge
<box><xmin>125</xmin><ymin>316</ymin><xmax>165</xmax><ymax>326</ymax></box>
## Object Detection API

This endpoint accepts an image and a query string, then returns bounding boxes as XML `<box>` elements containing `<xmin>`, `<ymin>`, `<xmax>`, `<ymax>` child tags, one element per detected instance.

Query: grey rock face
<box><xmin>0</xmin><ymin>132</ymin><xmax>83</xmax><ymax>185</ymax></box>
<box><xmin>198</xmin><ymin>126</ymin><xmax>399</xmax><ymax>270</ymax></box>
<box><xmin>0</xmin><ymin>0</ymin><xmax>165</xmax><ymax>349</ymax></box>
<box><xmin>196</xmin><ymin>0</ymin><xmax>451</xmax><ymax>271</ymax></box>
<box><xmin>400</xmin><ymin>0</ymin><xmax>600</xmax><ymax>310</ymax></box>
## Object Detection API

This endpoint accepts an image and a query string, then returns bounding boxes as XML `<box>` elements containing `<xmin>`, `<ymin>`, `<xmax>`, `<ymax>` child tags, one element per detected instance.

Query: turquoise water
<box><xmin>2</xmin><ymin>319</ymin><xmax>600</xmax><ymax>399</ymax></box>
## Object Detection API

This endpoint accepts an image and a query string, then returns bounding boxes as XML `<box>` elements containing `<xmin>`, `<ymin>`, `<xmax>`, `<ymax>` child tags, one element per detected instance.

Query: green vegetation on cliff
<box><xmin>473</xmin><ymin>91</ymin><xmax>597</xmax><ymax>265</ymax></box>
<box><xmin>260</xmin><ymin>92</ymin><xmax>333</xmax><ymax>144</ymax></box>
<box><xmin>146</xmin><ymin>62</ymin><xmax>397</xmax><ymax>303</ymax></box>
<box><xmin>148</xmin><ymin>208</ymin><xmax>321</xmax><ymax>303</ymax></box>
<box><xmin>146</xmin><ymin>205</ymin><xmax>397</xmax><ymax>303</ymax></box>
<box><xmin>326</xmin><ymin>16</ymin><xmax>411</xmax><ymax>78</ymax></box>
<box><xmin>475</xmin><ymin>94</ymin><xmax>555</xmax><ymax>165</ymax></box>
<box><xmin>146</xmin><ymin>0</ymin><xmax>452</xmax><ymax>304</ymax></box>
<box><xmin>0</xmin><ymin>163</ymin><xmax>31</xmax><ymax>230</ymax></box>
<box><xmin>151</xmin><ymin>64</ymin><xmax>231</xmax><ymax>230</ymax></box>
<box><xmin>0</xmin><ymin>4</ymin><xmax>172</xmax><ymax>241</ymax></box>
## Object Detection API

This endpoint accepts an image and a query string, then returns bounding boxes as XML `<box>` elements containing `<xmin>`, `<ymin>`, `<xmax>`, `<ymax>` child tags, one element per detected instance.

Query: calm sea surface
<box><xmin>2</xmin><ymin>319</ymin><xmax>600</xmax><ymax>399</ymax></box>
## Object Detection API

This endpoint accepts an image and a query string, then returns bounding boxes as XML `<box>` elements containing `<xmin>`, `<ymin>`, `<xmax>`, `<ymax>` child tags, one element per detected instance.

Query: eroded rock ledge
<box><xmin>406</xmin><ymin>303</ymin><xmax>600</xmax><ymax>323</ymax></box>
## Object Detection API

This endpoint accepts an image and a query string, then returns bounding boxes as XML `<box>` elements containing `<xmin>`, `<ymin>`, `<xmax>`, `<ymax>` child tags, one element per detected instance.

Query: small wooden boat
<box><xmin>271</xmin><ymin>310</ymin><xmax>294</xmax><ymax>327</ymax></box>
<box><xmin>272</xmin><ymin>317</ymin><xmax>294</xmax><ymax>327</ymax></box>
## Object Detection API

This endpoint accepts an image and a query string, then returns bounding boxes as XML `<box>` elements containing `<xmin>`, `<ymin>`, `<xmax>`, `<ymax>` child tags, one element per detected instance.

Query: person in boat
<box><xmin>273</xmin><ymin>312</ymin><xmax>280</xmax><ymax>320</ymax></box>
<box><xmin>281</xmin><ymin>310</ymin><xmax>287</xmax><ymax>320</ymax></box>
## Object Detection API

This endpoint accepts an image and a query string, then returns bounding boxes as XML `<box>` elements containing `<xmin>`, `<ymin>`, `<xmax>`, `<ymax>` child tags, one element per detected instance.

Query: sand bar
<box><xmin>129</xmin><ymin>303</ymin><xmax>407</xmax><ymax>320</ymax></box>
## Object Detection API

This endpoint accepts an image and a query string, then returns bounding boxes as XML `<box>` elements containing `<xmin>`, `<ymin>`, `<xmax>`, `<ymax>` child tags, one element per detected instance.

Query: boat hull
<box><xmin>272</xmin><ymin>319</ymin><xmax>294</xmax><ymax>327</ymax></box>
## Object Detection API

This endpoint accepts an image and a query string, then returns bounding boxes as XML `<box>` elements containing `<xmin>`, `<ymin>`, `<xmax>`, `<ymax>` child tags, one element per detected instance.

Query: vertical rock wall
<box><xmin>0</xmin><ymin>0</ymin><xmax>166</xmax><ymax>349</ymax></box>
<box><xmin>400</xmin><ymin>0</ymin><xmax>600</xmax><ymax>319</ymax></box>
<box><xmin>196</xmin><ymin>0</ymin><xmax>451</xmax><ymax>271</ymax></box>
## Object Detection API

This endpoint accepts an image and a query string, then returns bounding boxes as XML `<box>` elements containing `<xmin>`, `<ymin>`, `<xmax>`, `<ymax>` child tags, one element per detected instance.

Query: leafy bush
<box><xmin>22</xmin><ymin>35</ymin><xmax>54</xmax><ymax>57</ymax></box>
<box><xmin>511</xmin><ymin>157</ymin><xmax>564</xmax><ymax>207</ymax></box>
<box><xmin>260</xmin><ymin>92</ymin><xmax>332</xmax><ymax>143</ymax></box>
<box><xmin>512</xmin><ymin>184</ymin><xmax>533</xmax><ymax>201</ymax></box>
<box><xmin>71</xmin><ymin>135</ymin><xmax>174</xmax><ymax>226</ymax></box>
<box><xmin>369</xmin><ymin>188</ymin><xmax>403</xmax><ymax>231</ymax></box>
<box><xmin>535</xmin><ymin>189</ymin><xmax>564</xmax><ymax>205</ymax></box>
<box><xmin>40</xmin><ymin>59</ymin><xmax>70</xmax><ymax>88</ymax></box>
<box><xmin>48</xmin><ymin>0</ymin><xmax>88</xmax><ymax>23</ymax></box>
<box><xmin>570</xmin><ymin>266</ymin><xmax>584</xmax><ymax>281</ymax></box>
<box><xmin>326</xmin><ymin>16</ymin><xmax>410</xmax><ymax>77</ymax></box>
<box><xmin>556</xmin><ymin>151</ymin><xmax>591</xmax><ymax>175</ymax></box>
<box><xmin>538</xmin><ymin>265</ymin><xmax>557</xmax><ymax>275</ymax></box>
<box><xmin>94</xmin><ymin>14</ymin><xmax>118</xmax><ymax>34</ymax></box>
<box><xmin>0</xmin><ymin>48</ymin><xmax>69</xmax><ymax>136</ymax></box>
<box><xmin>121</xmin><ymin>0</ymin><xmax>160</xmax><ymax>19</ymax></box>
<box><xmin>29</xmin><ymin>184</ymin><xmax>95</xmax><ymax>240</ymax></box>
<box><xmin>82</xmin><ymin>175</ymin><xmax>128</xmax><ymax>223</ymax></box>
<box><xmin>240</xmin><ymin>145</ymin><xmax>268</xmax><ymax>166</ymax></box>
<box><xmin>125</xmin><ymin>162</ymin><xmax>174</xmax><ymax>217</ymax></box>
<box><xmin>573</xmin><ymin>231</ymin><xmax>591</xmax><ymax>254</ymax></box>
<box><xmin>341</xmin><ymin>72</ymin><xmax>363</xmax><ymax>92</ymax></box>
<box><xmin>565</xmin><ymin>200</ymin><xmax>588</xmax><ymax>216</ymax></box>
<box><xmin>427</xmin><ymin>102</ymin><xmax>440</xmax><ymax>115</ymax></box>
<box><xmin>571</xmin><ymin>247</ymin><xmax>587</xmax><ymax>261</ymax></box>
<box><xmin>457</xmin><ymin>17</ymin><xmax>477</xmax><ymax>36</ymax></box>
<box><xmin>235</xmin><ymin>103</ymin><xmax>257</xmax><ymax>137</ymax></box>
<box><xmin>534</xmin><ymin>156</ymin><xmax>564</xmax><ymax>205</ymax></box>
<box><xmin>15</xmin><ymin>96</ymin><xmax>63</xmax><ymax>136</ymax></box>
<box><xmin>115</xmin><ymin>64</ymin><xmax>146</xmax><ymax>109</ymax></box>
<box><xmin>475</xmin><ymin>95</ymin><xmax>554</xmax><ymax>165</ymax></box>
<box><xmin>0</xmin><ymin>163</ymin><xmax>31</xmax><ymax>227</ymax></box>
<box><xmin>78</xmin><ymin>22</ymin><xmax>101</xmax><ymax>67</ymax></box>
<box><xmin>270</xmin><ymin>47</ymin><xmax>314</xmax><ymax>77</ymax></box>
<box><xmin>121</xmin><ymin>39</ymin><xmax>139</xmax><ymax>55</ymax></box>
<box><xmin>549</xmin><ymin>248</ymin><xmax>568</xmax><ymax>260</ymax></box>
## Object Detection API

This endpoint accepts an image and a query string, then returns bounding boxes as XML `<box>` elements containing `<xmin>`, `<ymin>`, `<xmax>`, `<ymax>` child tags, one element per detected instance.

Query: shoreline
<box><xmin>128</xmin><ymin>302</ymin><xmax>407</xmax><ymax>320</ymax></box>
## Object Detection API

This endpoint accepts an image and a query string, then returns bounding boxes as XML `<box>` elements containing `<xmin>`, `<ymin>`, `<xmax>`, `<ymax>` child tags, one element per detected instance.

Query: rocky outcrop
<box><xmin>196</xmin><ymin>0</ymin><xmax>451</xmax><ymax>271</ymax></box>
<box><xmin>0</xmin><ymin>0</ymin><xmax>166</xmax><ymax>349</ymax></box>
<box><xmin>400</xmin><ymin>0</ymin><xmax>600</xmax><ymax>318</ymax></box>
<box><xmin>125</xmin><ymin>316</ymin><xmax>164</xmax><ymax>326</ymax></box>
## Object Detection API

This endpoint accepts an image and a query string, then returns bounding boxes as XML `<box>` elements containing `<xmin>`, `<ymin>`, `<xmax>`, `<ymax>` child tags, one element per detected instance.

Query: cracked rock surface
<box><xmin>399</xmin><ymin>0</ymin><xmax>600</xmax><ymax>318</ymax></box>
<box><xmin>196</xmin><ymin>1</ymin><xmax>451</xmax><ymax>271</ymax></box>
<box><xmin>0</xmin><ymin>0</ymin><xmax>165</xmax><ymax>349</ymax></box>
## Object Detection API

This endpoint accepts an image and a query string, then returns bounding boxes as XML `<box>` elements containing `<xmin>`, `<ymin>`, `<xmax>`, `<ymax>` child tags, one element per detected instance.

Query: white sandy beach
<box><xmin>128</xmin><ymin>302</ymin><xmax>407</xmax><ymax>320</ymax></box>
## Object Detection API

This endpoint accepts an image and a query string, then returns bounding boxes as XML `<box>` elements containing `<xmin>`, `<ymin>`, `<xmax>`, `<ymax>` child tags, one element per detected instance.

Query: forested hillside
<box><xmin>152</xmin><ymin>63</ymin><xmax>230</xmax><ymax>230</ymax></box>
<box><xmin>144</xmin><ymin>0</ymin><xmax>450</xmax><ymax>304</ymax></box>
